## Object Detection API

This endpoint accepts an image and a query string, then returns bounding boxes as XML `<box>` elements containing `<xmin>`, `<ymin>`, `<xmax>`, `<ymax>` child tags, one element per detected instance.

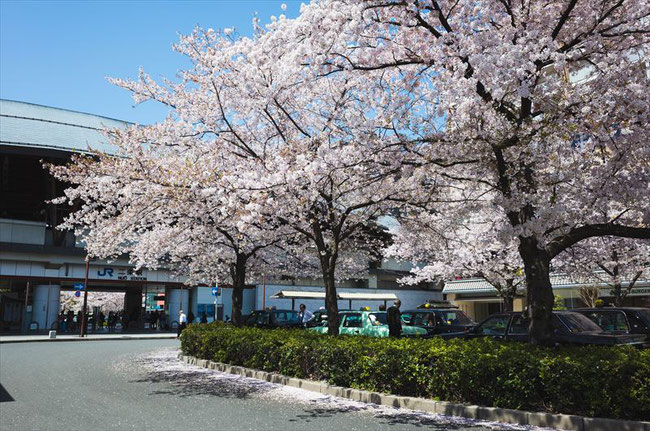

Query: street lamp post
<box><xmin>80</xmin><ymin>257</ymin><xmax>90</xmax><ymax>337</ymax></box>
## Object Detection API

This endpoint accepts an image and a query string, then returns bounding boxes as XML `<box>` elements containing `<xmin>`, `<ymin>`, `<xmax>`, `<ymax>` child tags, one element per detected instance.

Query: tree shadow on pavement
<box><xmin>289</xmin><ymin>399</ymin><xmax>491</xmax><ymax>430</ymax></box>
<box><xmin>130</xmin><ymin>354</ymin><xmax>276</xmax><ymax>399</ymax></box>
<box><xmin>374</xmin><ymin>411</ymin><xmax>491</xmax><ymax>429</ymax></box>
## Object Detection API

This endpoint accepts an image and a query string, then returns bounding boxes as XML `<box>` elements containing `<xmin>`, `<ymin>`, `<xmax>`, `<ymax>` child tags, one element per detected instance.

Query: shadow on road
<box><xmin>130</xmin><ymin>353</ymin><xmax>275</xmax><ymax>399</ymax></box>
<box><xmin>132</xmin><ymin>368</ymin><xmax>274</xmax><ymax>399</ymax></box>
<box><xmin>374</xmin><ymin>411</ymin><xmax>488</xmax><ymax>429</ymax></box>
<box><xmin>0</xmin><ymin>383</ymin><xmax>14</xmax><ymax>402</ymax></box>
<box><xmin>289</xmin><ymin>402</ymin><xmax>487</xmax><ymax>429</ymax></box>
<box><xmin>130</xmin><ymin>352</ymin><xmax>499</xmax><ymax>430</ymax></box>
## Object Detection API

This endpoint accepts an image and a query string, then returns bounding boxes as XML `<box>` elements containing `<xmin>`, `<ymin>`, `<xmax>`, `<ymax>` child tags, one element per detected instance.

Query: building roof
<box><xmin>443</xmin><ymin>273</ymin><xmax>650</xmax><ymax>295</ymax></box>
<box><xmin>270</xmin><ymin>290</ymin><xmax>398</xmax><ymax>301</ymax></box>
<box><xmin>0</xmin><ymin>99</ymin><xmax>130</xmax><ymax>155</ymax></box>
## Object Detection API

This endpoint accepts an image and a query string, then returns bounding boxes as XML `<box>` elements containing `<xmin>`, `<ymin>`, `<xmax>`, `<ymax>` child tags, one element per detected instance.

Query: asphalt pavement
<box><xmin>0</xmin><ymin>340</ymin><xmax>550</xmax><ymax>431</ymax></box>
<box><xmin>0</xmin><ymin>332</ymin><xmax>176</xmax><ymax>343</ymax></box>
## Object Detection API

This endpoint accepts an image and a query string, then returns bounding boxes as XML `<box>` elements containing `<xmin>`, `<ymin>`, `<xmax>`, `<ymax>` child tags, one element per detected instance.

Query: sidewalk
<box><xmin>0</xmin><ymin>332</ymin><xmax>178</xmax><ymax>344</ymax></box>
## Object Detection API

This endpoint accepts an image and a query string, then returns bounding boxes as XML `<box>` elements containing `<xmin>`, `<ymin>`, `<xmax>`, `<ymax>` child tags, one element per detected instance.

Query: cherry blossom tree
<box><xmin>49</xmin><ymin>135</ymin><xmax>291</xmax><ymax>325</ymax></box>
<box><xmin>271</xmin><ymin>0</ymin><xmax>650</xmax><ymax>343</ymax></box>
<box><xmin>388</xmin><ymin>206</ymin><xmax>525</xmax><ymax>311</ymax></box>
<box><xmin>556</xmin><ymin>237</ymin><xmax>649</xmax><ymax>306</ymax></box>
<box><xmin>52</xmin><ymin>20</ymin><xmax>405</xmax><ymax>334</ymax></box>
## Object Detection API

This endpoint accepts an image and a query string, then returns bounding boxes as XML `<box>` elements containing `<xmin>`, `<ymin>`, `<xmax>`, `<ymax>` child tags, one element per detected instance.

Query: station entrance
<box><xmin>0</xmin><ymin>278</ymin><xmax>191</xmax><ymax>334</ymax></box>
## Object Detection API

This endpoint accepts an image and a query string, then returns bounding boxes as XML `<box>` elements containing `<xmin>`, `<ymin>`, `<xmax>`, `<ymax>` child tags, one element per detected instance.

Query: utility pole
<box><xmin>80</xmin><ymin>257</ymin><xmax>89</xmax><ymax>337</ymax></box>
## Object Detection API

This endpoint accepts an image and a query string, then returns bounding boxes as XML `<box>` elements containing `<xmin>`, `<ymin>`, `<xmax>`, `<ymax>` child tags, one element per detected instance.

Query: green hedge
<box><xmin>180</xmin><ymin>323</ymin><xmax>650</xmax><ymax>421</ymax></box>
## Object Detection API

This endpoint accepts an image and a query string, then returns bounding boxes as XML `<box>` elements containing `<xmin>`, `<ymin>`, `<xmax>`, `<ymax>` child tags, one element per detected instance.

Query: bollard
<box><xmin>49</xmin><ymin>330</ymin><xmax>56</xmax><ymax>339</ymax></box>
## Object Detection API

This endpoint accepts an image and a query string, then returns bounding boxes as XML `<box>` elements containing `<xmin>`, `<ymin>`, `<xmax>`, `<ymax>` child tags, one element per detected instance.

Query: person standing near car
<box><xmin>177</xmin><ymin>309</ymin><xmax>187</xmax><ymax>338</ymax></box>
<box><xmin>387</xmin><ymin>299</ymin><xmax>402</xmax><ymax>337</ymax></box>
<box><xmin>297</xmin><ymin>304</ymin><xmax>314</xmax><ymax>327</ymax></box>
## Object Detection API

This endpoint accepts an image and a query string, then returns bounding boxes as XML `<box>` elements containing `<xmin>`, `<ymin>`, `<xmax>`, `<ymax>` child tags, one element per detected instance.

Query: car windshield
<box><xmin>437</xmin><ymin>310</ymin><xmax>473</xmax><ymax>325</ymax></box>
<box><xmin>557</xmin><ymin>313</ymin><xmax>602</xmax><ymax>333</ymax></box>
<box><xmin>368</xmin><ymin>312</ymin><xmax>387</xmax><ymax>326</ymax></box>
<box><xmin>245</xmin><ymin>311</ymin><xmax>263</xmax><ymax>325</ymax></box>
<box><xmin>342</xmin><ymin>313</ymin><xmax>363</xmax><ymax>327</ymax></box>
<box><xmin>273</xmin><ymin>311</ymin><xmax>299</xmax><ymax>325</ymax></box>
<box><xmin>636</xmin><ymin>310</ymin><xmax>650</xmax><ymax>327</ymax></box>
<box><xmin>401</xmin><ymin>312</ymin><xmax>428</xmax><ymax>325</ymax></box>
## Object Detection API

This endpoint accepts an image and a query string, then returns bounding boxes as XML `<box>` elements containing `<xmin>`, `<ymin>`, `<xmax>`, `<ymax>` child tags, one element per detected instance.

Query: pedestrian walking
<box><xmin>200</xmin><ymin>312</ymin><xmax>208</xmax><ymax>324</ymax></box>
<box><xmin>98</xmin><ymin>310</ymin><xmax>105</xmax><ymax>330</ymax></box>
<box><xmin>159</xmin><ymin>312</ymin><xmax>168</xmax><ymax>330</ymax></box>
<box><xmin>297</xmin><ymin>304</ymin><xmax>314</xmax><ymax>327</ymax></box>
<box><xmin>59</xmin><ymin>311</ymin><xmax>67</xmax><ymax>332</ymax></box>
<box><xmin>387</xmin><ymin>299</ymin><xmax>402</xmax><ymax>337</ymax></box>
<box><xmin>177</xmin><ymin>309</ymin><xmax>187</xmax><ymax>338</ymax></box>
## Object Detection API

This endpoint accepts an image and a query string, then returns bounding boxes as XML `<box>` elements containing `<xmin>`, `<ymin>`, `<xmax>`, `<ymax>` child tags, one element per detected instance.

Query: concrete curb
<box><xmin>0</xmin><ymin>335</ymin><xmax>178</xmax><ymax>344</ymax></box>
<box><xmin>178</xmin><ymin>354</ymin><xmax>649</xmax><ymax>431</ymax></box>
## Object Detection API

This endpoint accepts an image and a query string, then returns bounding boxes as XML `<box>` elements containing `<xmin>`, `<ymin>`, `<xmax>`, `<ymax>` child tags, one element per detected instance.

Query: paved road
<box><xmin>0</xmin><ymin>332</ymin><xmax>176</xmax><ymax>343</ymax></box>
<box><xmin>0</xmin><ymin>340</ymin><xmax>546</xmax><ymax>431</ymax></box>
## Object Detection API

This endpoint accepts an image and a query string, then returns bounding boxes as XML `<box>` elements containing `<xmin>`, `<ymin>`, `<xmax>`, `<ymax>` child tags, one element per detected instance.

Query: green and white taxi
<box><xmin>307</xmin><ymin>311</ymin><xmax>428</xmax><ymax>337</ymax></box>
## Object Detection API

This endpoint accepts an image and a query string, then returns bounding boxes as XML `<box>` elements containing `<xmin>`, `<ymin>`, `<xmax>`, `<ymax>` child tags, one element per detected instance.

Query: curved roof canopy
<box><xmin>270</xmin><ymin>290</ymin><xmax>398</xmax><ymax>301</ymax></box>
<box><xmin>0</xmin><ymin>99</ymin><xmax>130</xmax><ymax>155</ymax></box>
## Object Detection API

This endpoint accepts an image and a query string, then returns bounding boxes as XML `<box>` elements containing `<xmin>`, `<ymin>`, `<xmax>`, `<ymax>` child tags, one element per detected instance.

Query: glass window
<box><xmin>368</xmin><ymin>312</ymin><xmax>387</xmax><ymax>326</ymax></box>
<box><xmin>273</xmin><ymin>311</ymin><xmax>299</xmax><ymax>325</ymax></box>
<box><xmin>401</xmin><ymin>312</ymin><xmax>428</xmax><ymax>325</ymax></box>
<box><xmin>253</xmin><ymin>312</ymin><xmax>269</xmax><ymax>325</ymax></box>
<box><xmin>556</xmin><ymin>313</ymin><xmax>602</xmax><ymax>333</ymax></box>
<box><xmin>634</xmin><ymin>310</ymin><xmax>650</xmax><ymax>329</ymax></box>
<box><xmin>508</xmin><ymin>315</ymin><xmax>529</xmax><ymax>334</ymax></box>
<box><xmin>245</xmin><ymin>313</ymin><xmax>258</xmax><ymax>325</ymax></box>
<box><xmin>476</xmin><ymin>315</ymin><xmax>509</xmax><ymax>335</ymax></box>
<box><xmin>582</xmin><ymin>311</ymin><xmax>628</xmax><ymax>332</ymax></box>
<box><xmin>342</xmin><ymin>313</ymin><xmax>363</xmax><ymax>328</ymax></box>
<box><xmin>437</xmin><ymin>310</ymin><xmax>473</xmax><ymax>325</ymax></box>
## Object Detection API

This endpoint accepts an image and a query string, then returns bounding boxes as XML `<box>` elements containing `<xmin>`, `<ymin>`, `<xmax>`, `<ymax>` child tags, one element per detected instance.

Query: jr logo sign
<box><xmin>97</xmin><ymin>268</ymin><xmax>114</xmax><ymax>277</ymax></box>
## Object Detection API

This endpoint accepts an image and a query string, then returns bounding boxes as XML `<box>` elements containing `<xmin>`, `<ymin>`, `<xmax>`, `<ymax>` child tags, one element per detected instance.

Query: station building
<box><xmin>0</xmin><ymin>99</ymin><xmax>441</xmax><ymax>333</ymax></box>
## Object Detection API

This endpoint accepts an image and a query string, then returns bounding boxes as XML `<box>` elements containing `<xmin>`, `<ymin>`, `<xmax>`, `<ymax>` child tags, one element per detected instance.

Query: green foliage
<box><xmin>553</xmin><ymin>294</ymin><xmax>568</xmax><ymax>310</ymax></box>
<box><xmin>180</xmin><ymin>324</ymin><xmax>650</xmax><ymax>421</ymax></box>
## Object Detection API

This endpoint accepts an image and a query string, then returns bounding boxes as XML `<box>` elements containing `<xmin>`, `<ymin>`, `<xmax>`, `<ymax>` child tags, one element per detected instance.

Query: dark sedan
<box><xmin>440</xmin><ymin>311</ymin><xmax>646</xmax><ymax>346</ymax></box>
<box><xmin>573</xmin><ymin>307</ymin><xmax>650</xmax><ymax>347</ymax></box>
<box><xmin>401</xmin><ymin>308</ymin><xmax>476</xmax><ymax>335</ymax></box>
<box><xmin>242</xmin><ymin>309</ymin><xmax>301</xmax><ymax>329</ymax></box>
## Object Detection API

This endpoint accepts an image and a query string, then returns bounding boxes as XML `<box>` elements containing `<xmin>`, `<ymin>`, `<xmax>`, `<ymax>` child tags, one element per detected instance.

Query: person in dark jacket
<box><xmin>387</xmin><ymin>299</ymin><xmax>402</xmax><ymax>337</ymax></box>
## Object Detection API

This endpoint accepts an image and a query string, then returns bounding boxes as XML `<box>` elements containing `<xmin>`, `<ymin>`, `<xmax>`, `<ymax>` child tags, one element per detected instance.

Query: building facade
<box><xmin>444</xmin><ymin>274</ymin><xmax>650</xmax><ymax>322</ymax></box>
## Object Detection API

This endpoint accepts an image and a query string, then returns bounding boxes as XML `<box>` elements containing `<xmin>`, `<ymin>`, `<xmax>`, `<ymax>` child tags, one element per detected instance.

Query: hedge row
<box><xmin>180</xmin><ymin>323</ymin><xmax>650</xmax><ymax>421</ymax></box>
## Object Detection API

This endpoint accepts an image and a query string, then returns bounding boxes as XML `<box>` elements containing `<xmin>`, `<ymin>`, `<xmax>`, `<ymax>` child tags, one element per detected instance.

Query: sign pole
<box><xmin>80</xmin><ymin>256</ymin><xmax>89</xmax><ymax>337</ymax></box>
<box><xmin>262</xmin><ymin>274</ymin><xmax>266</xmax><ymax>310</ymax></box>
<box><xmin>23</xmin><ymin>281</ymin><xmax>30</xmax><ymax>333</ymax></box>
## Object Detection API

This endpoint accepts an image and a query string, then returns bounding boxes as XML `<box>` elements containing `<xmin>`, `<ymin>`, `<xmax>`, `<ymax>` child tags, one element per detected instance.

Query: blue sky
<box><xmin>0</xmin><ymin>1</ymin><xmax>301</xmax><ymax>124</ymax></box>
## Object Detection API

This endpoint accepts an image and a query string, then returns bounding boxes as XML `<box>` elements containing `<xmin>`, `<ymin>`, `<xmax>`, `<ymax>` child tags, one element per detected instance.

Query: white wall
<box><xmin>0</xmin><ymin>219</ymin><xmax>46</xmax><ymax>245</ymax></box>
<box><xmin>32</xmin><ymin>284</ymin><xmax>60</xmax><ymax>329</ymax></box>
<box><xmin>166</xmin><ymin>288</ymin><xmax>189</xmax><ymax>324</ymax></box>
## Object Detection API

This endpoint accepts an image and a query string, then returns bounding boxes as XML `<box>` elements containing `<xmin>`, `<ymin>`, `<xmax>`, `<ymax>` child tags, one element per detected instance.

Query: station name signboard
<box><xmin>96</xmin><ymin>266</ymin><xmax>148</xmax><ymax>281</ymax></box>
<box><xmin>599</xmin><ymin>286</ymin><xmax>650</xmax><ymax>297</ymax></box>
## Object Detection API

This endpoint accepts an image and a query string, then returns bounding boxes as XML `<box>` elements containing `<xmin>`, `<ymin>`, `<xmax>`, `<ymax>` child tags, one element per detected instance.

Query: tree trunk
<box><xmin>503</xmin><ymin>295</ymin><xmax>514</xmax><ymax>312</ymax></box>
<box><xmin>320</xmin><ymin>254</ymin><xmax>339</xmax><ymax>336</ymax></box>
<box><xmin>613</xmin><ymin>281</ymin><xmax>623</xmax><ymax>307</ymax></box>
<box><xmin>230</xmin><ymin>253</ymin><xmax>247</xmax><ymax>326</ymax></box>
<box><xmin>519</xmin><ymin>237</ymin><xmax>555</xmax><ymax>345</ymax></box>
